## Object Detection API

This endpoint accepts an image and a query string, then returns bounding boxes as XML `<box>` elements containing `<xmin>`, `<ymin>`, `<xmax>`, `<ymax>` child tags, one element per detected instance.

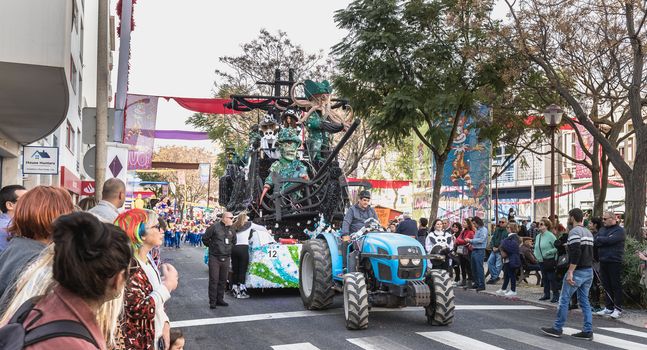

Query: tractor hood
<box><xmin>361</xmin><ymin>232</ymin><xmax>425</xmax><ymax>257</ymax></box>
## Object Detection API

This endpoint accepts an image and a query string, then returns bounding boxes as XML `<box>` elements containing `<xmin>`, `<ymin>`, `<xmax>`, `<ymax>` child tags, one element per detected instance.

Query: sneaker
<box><xmin>231</xmin><ymin>285</ymin><xmax>240</xmax><ymax>298</ymax></box>
<box><xmin>609</xmin><ymin>309</ymin><xmax>622</xmax><ymax>319</ymax></box>
<box><xmin>591</xmin><ymin>306</ymin><xmax>603</xmax><ymax>313</ymax></box>
<box><xmin>571</xmin><ymin>331</ymin><xmax>593</xmax><ymax>340</ymax></box>
<box><xmin>505</xmin><ymin>290</ymin><xmax>517</xmax><ymax>297</ymax></box>
<box><xmin>239</xmin><ymin>285</ymin><xmax>250</xmax><ymax>299</ymax></box>
<box><xmin>486</xmin><ymin>278</ymin><xmax>499</xmax><ymax>285</ymax></box>
<box><xmin>595</xmin><ymin>308</ymin><xmax>613</xmax><ymax>316</ymax></box>
<box><xmin>476</xmin><ymin>287</ymin><xmax>486</xmax><ymax>292</ymax></box>
<box><xmin>541</xmin><ymin>327</ymin><xmax>562</xmax><ymax>338</ymax></box>
<box><xmin>495</xmin><ymin>289</ymin><xmax>506</xmax><ymax>295</ymax></box>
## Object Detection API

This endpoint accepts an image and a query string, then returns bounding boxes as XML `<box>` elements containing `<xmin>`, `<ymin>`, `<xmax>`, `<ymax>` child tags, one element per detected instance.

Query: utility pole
<box><xmin>114</xmin><ymin>0</ymin><xmax>132</xmax><ymax>143</ymax></box>
<box><xmin>95</xmin><ymin>0</ymin><xmax>109</xmax><ymax>200</ymax></box>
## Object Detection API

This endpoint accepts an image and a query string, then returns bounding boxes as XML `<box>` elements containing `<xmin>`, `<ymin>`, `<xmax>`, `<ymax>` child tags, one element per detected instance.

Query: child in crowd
<box><xmin>169</xmin><ymin>329</ymin><xmax>185</xmax><ymax>350</ymax></box>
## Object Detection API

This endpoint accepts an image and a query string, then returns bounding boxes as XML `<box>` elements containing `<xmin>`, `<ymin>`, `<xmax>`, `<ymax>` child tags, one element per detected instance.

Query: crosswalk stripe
<box><xmin>347</xmin><ymin>336</ymin><xmax>413</xmax><ymax>350</ymax></box>
<box><xmin>172</xmin><ymin>305</ymin><xmax>544</xmax><ymax>328</ymax></box>
<box><xmin>484</xmin><ymin>328</ymin><xmax>585</xmax><ymax>350</ymax></box>
<box><xmin>599</xmin><ymin>327</ymin><xmax>647</xmax><ymax>339</ymax></box>
<box><xmin>417</xmin><ymin>331</ymin><xmax>504</xmax><ymax>350</ymax></box>
<box><xmin>562</xmin><ymin>327</ymin><xmax>647</xmax><ymax>350</ymax></box>
<box><xmin>271</xmin><ymin>343</ymin><xmax>321</xmax><ymax>350</ymax></box>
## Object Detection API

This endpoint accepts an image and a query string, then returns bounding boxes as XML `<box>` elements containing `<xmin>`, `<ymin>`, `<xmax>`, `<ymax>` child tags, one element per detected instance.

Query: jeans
<box><xmin>487</xmin><ymin>251</ymin><xmax>503</xmax><ymax>280</ymax></box>
<box><xmin>599</xmin><ymin>262</ymin><xmax>623</xmax><ymax>311</ymax></box>
<box><xmin>470</xmin><ymin>249</ymin><xmax>485</xmax><ymax>289</ymax></box>
<box><xmin>553</xmin><ymin>268</ymin><xmax>593</xmax><ymax>333</ymax></box>
<box><xmin>540</xmin><ymin>262</ymin><xmax>558</xmax><ymax>297</ymax></box>
<box><xmin>501</xmin><ymin>263</ymin><xmax>517</xmax><ymax>292</ymax></box>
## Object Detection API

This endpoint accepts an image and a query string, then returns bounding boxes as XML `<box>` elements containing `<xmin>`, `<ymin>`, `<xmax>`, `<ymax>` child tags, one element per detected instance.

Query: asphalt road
<box><xmin>161</xmin><ymin>245</ymin><xmax>647</xmax><ymax>350</ymax></box>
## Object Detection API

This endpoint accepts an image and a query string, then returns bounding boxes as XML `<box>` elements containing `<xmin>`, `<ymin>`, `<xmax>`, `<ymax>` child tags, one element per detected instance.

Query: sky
<box><xmin>117</xmin><ymin>0</ymin><xmax>509</xmax><ymax>150</ymax></box>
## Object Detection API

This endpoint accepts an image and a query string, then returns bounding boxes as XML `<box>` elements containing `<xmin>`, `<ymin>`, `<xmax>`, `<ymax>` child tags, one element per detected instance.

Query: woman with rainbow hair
<box><xmin>115</xmin><ymin>209</ymin><xmax>179</xmax><ymax>350</ymax></box>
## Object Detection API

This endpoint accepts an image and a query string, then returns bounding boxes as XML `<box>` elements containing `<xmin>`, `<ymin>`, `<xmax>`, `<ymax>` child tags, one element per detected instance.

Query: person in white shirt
<box><xmin>426</xmin><ymin>218</ymin><xmax>454</xmax><ymax>271</ymax></box>
<box><xmin>88</xmin><ymin>178</ymin><xmax>125</xmax><ymax>223</ymax></box>
<box><xmin>230</xmin><ymin>211</ymin><xmax>270</xmax><ymax>298</ymax></box>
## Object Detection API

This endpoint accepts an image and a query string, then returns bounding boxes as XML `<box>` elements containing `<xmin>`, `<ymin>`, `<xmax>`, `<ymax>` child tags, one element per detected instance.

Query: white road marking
<box><xmin>599</xmin><ymin>327</ymin><xmax>647</xmax><ymax>339</ymax></box>
<box><xmin>171</xmin><ymin>305</ymin><xmax>543</xmax><ymax>328</ymax></box>
<box><xmin>347</xmin><ymin>336</ymin><xmax>413</xmax><ymax>350</ymax></box>
<box><xmin>171</xmin><ymin>309</ymin><xmax>341</xmax><ymax>328</ymax></box>
<box><xmin>562</xmin><ymin>327</ymin><xmax>647</xmax><ymax>350</ymax></box>
<box><xmin>417</xmin><ymin>331</ymin><xmax>505</xmax><ymax>350</ymax></box>
<box><xmin>371</xmin><ymin>305</ymin><xmax>543</xmax><ymax>312</ymax></box>
<box><xmin>484</xmin><ymin>328</ymin><xmax>585</xmax><ymax>350</ymax></box>
<box><xmin>272</xmin><ymin>343</ymin><xmax>321</xmax><ymax>350</ymax></box>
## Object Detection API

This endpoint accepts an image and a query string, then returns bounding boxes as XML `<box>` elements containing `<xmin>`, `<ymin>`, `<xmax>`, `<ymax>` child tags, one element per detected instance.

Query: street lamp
<box><xmin>544</xmin><ymin>104</ymin><xmax>563</xmax><ymax>227</ymax></box>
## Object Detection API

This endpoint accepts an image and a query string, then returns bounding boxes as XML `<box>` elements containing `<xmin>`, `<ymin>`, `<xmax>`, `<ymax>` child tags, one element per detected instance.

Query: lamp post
<box><xmin>544</xmin><ymin>104</ymin><xmax>563</xmax><ymax>227</ymax></box>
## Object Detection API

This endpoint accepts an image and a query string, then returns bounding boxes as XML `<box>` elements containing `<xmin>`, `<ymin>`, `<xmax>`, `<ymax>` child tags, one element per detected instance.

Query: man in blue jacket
<box><xmin>395</xmin><ymin>212</ymin><xmax>418</xmax><ymax>237</ymax></box>
<box><xmin>594</xmin><ymin>212</ymin><xmax>625</xmax><ymax>319</ymax></box>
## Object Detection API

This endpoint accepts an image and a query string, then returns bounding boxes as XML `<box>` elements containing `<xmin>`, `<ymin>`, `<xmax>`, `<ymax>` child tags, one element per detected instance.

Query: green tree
<box><xmin>333</xmin><ymin>0</ymin><xmax>509</xmax><ymax>220</ymax></box>
<box><xmin>503</xmin><ymin>0</ymin><xmax>647</xmax><ymax>239</ymax></box>
<box><xmin>366</xmin><ymin>138</ymin><xmax>414</xmax><ymax>209</ymax></box>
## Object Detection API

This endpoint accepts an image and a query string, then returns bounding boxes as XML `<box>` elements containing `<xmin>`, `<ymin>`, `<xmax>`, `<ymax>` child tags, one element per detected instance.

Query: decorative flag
<box><xmin>123</xmin><ymin>94</ymin><xmax>158</xmax><ymax>169</ymax></box>
<box><xmin>199</xmin><ymin>163</ymin><xmax>210</xmax><ymax>185</ymax></box>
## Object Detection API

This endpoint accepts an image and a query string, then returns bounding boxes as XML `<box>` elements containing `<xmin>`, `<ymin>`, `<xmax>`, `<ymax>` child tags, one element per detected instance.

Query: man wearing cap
<box><xmin>341</xmin><ymin>190</ymin><xmax>378</xmax><ymax>237</ymax></box>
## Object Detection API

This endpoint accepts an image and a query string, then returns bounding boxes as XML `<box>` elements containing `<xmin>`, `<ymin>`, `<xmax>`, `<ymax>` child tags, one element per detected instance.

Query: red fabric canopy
<box><xmin>347</xmin><ymin>178</ymin><xmax>411</xmax><ymax>189</ymax></box>
<box><xmin>164</xmin><ymin>97</ymin><xmax>242</xmax><ymax>115</ymax></box>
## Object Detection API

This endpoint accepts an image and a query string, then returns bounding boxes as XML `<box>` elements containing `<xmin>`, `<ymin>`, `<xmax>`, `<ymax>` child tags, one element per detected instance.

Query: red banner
<box><xmin>164</xmin><ymin>97</ymin><xmax>242</xmax><ymax>115</ymax></box>
<box><xmin>124</xmin><ymin>94</ymin><xmax>158</xmax><ymax>169</ymax></box>
<box><xmin>347</xmin><ymin>177</ymin><xmax>411</xmax><ymax>190</ymax></box>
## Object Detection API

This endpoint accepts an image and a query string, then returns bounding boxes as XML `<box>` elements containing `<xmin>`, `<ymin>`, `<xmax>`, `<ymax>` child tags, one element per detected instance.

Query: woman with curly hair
<box><xmin>115</xmin><ymin>209</ymin><xmax>179</xmax><ymax>350</ymax></box>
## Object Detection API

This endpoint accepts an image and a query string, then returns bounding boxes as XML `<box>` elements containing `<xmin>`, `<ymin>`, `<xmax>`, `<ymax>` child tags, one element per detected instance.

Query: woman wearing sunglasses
<box><xmin>115</xmin><ymin>209</ymin><xmax>179</xmax><ymax>350</ymax></box>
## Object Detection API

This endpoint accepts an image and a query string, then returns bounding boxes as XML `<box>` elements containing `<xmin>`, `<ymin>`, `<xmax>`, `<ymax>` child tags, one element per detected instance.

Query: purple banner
<box><xmin>124</xmin><ymin>94</ymin><xmax>158</xmax><ymax>170</ymax></box>
<box><xmin>154</xmin><ymin>130</ymin><xmax>209</xmax><ymax>140</ymax></box>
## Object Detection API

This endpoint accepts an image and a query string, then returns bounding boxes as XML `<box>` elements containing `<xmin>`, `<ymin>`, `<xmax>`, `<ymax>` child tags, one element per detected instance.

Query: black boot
<box><xmin>550</xmin><ymin>292</ymin><xmax>559</xmax><ymax>303</ymax></box>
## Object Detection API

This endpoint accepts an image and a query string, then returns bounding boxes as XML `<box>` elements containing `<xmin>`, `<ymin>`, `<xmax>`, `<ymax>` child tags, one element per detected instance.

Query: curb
<box><xmin>464</xmin><ymin>287</ymin><xmax>646</xmax><ymax>329</ymax></box>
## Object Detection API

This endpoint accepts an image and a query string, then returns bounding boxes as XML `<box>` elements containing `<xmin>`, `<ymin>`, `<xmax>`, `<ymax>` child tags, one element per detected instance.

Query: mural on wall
<box><xmin>412</xmin><ymin>105</ymin><xmax>492</xmax><ymax>222</ymax></box>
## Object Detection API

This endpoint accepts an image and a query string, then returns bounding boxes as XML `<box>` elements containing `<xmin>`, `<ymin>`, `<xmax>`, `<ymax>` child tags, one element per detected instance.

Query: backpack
<box><xmin>0</xmin><ymin>297</ymin><xmax>99</xmax><ymax>349</ymax></box>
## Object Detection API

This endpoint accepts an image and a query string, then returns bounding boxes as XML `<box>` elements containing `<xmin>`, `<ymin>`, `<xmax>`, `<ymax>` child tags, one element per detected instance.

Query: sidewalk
<box><xmin>473</xmin><ymin>277</ymin><xmax>647</xmax><ymax>329</ymax></box>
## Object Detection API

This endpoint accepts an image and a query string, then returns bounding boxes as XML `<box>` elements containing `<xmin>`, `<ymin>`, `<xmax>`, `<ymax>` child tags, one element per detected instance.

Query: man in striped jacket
<box><xmin>541</xmin><ymin>208</ymin><xmax>595</xmax><ymax>341</ymax></box>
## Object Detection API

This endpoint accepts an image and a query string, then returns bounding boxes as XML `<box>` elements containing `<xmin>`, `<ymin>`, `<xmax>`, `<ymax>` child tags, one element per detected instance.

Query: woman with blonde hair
<box><xmin>230</xmin><ymin>211</ymin><xmax>269</xmax><ymax>298</ymax></box>
<box><xmin>115</xmin><ymin>209</ymin><xmax>178</xmax><ymax>350</ymax></box>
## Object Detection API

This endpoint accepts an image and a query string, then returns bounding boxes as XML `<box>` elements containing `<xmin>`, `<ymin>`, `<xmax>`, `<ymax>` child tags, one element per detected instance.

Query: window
<box><xmin>627</xmin><ymin>138</ymin><xmax>634</xmax><ymax>162</ymax></box>
<box><xmin>71</xmin><ymin>0</ymin><xmax>78</xmax><ymax>33</ymax></box>
<box><xmin>53</xmin><ymin>134</ymin><xmax>58</xmax><ymax>147</ymax></box>
<box><xmin>66</xmin><ymin>121</ymin><xmax>73</xmax><ymax>151</ymax></box>
<box><xmin>70</xmin><ymin>56</ymin><xmax>77</xmax><ymax>93</ymax></box>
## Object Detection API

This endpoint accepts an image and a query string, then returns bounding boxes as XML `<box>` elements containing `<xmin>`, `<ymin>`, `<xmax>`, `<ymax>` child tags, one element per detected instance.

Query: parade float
<box><xmin>217</xmin><ymin>70</ymin><xmax>363</xmax><ymax>288</ymax></box>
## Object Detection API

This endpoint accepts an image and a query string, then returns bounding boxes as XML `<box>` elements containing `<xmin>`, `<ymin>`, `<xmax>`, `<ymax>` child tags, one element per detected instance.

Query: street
<box><xmin>163</xmin><ymin>246</ymin><xmax>647</xmax><ymax>350</ymax></box>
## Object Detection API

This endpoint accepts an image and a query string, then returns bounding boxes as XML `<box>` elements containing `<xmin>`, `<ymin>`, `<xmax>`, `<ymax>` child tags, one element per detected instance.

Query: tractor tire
<box><xmin>425</xmin><ymin>269</ymin><xmax>455</xmax><ymax>326</ymax></box>
<box><xmin>343</xmin><ymin>272</ymin><xmax>369</xmax><ymax>330</ymax></box>
<box><xmin>299</xmin><ymin>239</ymin><xmax>334</xmax><ymax>310</ymax></box>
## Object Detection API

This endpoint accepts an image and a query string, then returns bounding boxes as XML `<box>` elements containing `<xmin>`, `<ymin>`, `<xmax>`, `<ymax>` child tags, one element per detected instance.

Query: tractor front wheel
<box><xmin>425</xmin><ymin>269</ymin><xmax>455</xmax><ymax>326</ymax></box>
<box><xmin>343</xmin><ymin>272</ymin><xmax>369</xmax><ymax>330</ymax></box>
<box><xmin>299</xmin><ymin>239</ymin><xmax>334</xmax><ymax>310</ymax></box>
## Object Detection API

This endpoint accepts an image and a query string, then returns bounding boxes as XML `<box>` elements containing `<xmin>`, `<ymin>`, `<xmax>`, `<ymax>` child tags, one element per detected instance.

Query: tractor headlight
<box><xmin>411</xmin><ymin>258</ymin><xmax>421</xmax><ymax>266</ymax></box>
<box><xmin>400</xmin><ymin>258</ymin><xmax>410</xmax><ymax>266</ymax></box>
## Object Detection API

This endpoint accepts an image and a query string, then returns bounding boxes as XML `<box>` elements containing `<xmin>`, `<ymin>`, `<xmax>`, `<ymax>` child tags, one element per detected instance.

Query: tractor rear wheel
<box><xmin>343</xmin><ymin>272</ymin><xmax>369</xmax><ymax>330</ymax></box>
<box><xmin>425</xmin><ymin>269</ymin><xmax>455</xmax><ymax>326</ymax></box>
<box><xmin>299</xmin><ymin>239</ymin><xmax>334</xmax><ymax>310</ymax></box>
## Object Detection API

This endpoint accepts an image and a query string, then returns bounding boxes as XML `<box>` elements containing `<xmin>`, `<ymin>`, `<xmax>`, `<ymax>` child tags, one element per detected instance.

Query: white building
<box><xmin>0</xmin><ymin>0</ymin><xmax>115</xmax><ymax>201</ymax></box>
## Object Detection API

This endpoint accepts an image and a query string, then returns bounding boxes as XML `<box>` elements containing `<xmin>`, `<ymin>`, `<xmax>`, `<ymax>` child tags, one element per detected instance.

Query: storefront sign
<box><xmin>23</xmin><ymin>146</ymin><xmax>59</xmax><ymax>175</ymax></box>
<box><xmin>81</xmin><ymin>181</ymin><xmax>95</xmax><ymax>196</ymax></box>
<box><xmin>60</xmin><ymin>166</ymin><xmax>81</xmax><ymax>195</ymax></box>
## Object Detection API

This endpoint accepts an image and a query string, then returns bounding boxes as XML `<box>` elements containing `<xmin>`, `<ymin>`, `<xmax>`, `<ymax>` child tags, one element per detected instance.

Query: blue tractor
<box><xmin>298</xmin><ymin>219</ymin><xmax>455</xmax><ymax>330</ymax></box>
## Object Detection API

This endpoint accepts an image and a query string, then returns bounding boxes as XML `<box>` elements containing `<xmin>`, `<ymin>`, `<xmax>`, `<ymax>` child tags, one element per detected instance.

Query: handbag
<box><xmin>456</xmin><ymin>245</ymin><xmax>467</xmax><ymax>255</ymax></box>
<box><xmin>556</xmin><ymin>253</ymin><xmax>570</xmax><ymax>270</ymax></box>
